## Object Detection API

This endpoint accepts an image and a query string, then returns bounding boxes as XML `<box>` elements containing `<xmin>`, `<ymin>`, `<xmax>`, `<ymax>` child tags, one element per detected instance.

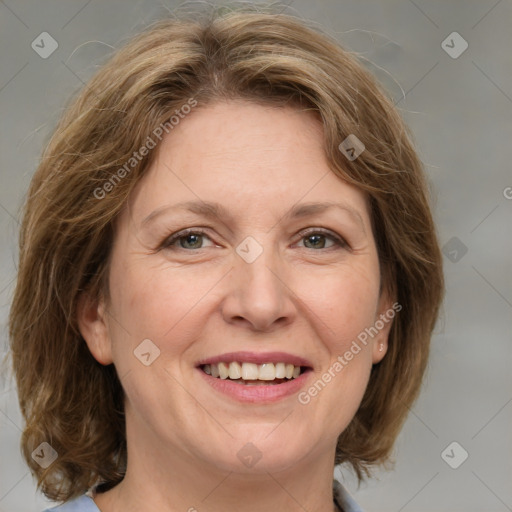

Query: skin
<box><xmin>78</xmin><ymin>100</ymin><xmax>393</xmax><ymax>512</ymax></box>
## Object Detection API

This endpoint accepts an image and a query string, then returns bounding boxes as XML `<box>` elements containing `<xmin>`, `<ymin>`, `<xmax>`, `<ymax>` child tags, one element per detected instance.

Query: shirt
<box><xmin>42</xmin><ymin>479</ymin><xmax>364</xmax><ymax>512</ymax></box>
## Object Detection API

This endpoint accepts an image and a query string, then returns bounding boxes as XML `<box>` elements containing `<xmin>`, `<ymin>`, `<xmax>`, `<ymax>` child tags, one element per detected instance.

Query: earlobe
<box><xmin>372</xmin><ymin>341</ymin><xmax>388</xmax><ymax>364</ymax></box>
<box><xmin>76</xmin><ymin>291</ymin><xmax>113</xmax><ymax>366</ymax></box>
<box><xmin>371</xmin><ymin>293</ymin><xmax>397</xmax><ymax>364</ymax></box>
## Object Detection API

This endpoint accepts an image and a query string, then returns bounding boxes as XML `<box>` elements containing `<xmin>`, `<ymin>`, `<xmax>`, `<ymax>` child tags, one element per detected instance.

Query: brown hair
<box><xmin>8</xmin><ymin>3</ymin><xmax>444</xmax><ymax>502</ymax></box>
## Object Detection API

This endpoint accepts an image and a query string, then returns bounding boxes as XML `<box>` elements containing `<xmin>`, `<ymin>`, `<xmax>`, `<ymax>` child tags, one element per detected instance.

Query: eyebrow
<box><xmin>141</xmin><ymin>200</ymin><xmax>366</xmax><ymax>231</ymax></box>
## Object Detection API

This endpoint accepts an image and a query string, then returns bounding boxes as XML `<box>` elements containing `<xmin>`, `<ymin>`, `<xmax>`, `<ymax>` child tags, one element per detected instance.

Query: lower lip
<box><xmin>196</xmin><ymin>368</ymin><xmax>312</xmax><ymax>403</ymax></box>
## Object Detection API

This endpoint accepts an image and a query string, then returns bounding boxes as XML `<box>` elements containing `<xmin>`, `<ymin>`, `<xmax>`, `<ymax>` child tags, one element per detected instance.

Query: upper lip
<box><xmin>196</xmin><ymin>351</ymin><xmax>313</xmax><ymax>368</ymax></box>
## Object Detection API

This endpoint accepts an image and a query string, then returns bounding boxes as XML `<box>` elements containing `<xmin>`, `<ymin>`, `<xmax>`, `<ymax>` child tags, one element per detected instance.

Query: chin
<box><xmin>208</xmin><ymin>435</ymin><xmax>313</xmax><ymax>475</ymax></box>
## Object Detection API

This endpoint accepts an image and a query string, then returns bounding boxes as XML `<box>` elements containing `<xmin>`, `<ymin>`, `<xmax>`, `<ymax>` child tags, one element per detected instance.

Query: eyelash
<box><xmin>160</xmin><ymin>227</ymin><xmax>348</xmax><ymax>251</ymax></box>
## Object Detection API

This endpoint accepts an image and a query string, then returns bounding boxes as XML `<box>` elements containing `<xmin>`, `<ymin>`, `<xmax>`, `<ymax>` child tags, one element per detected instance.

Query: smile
<box><xmin>196</xmin><ymin>351</ymin><xmax>313</xmax><ymax>402</ymax></box>
<box><xmin>201</xmin><ymin>362</ymin><xmax>306</xmax><ymax>385</ymax></box>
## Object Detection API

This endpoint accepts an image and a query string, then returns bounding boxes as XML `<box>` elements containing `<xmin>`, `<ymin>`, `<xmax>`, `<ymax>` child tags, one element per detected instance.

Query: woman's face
<box><xmin>81</xmin><ymin>100</ymin><xmax>392</xmax><ymax>475</ymax></box>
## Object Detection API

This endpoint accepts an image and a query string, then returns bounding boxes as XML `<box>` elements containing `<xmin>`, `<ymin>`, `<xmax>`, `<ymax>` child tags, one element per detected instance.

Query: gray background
<box><xmin>1</xmin><ymin>0</ymin><xmax>511</xmax><ymax>511</ymax></box>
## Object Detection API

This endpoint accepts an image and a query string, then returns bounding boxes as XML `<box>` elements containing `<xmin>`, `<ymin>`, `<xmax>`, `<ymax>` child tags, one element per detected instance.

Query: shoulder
<box><xmin>41</xmin><ymin>494</ymin><xmax>100</xmax><ymax>512</ymax></box>
<box><xmin>333</xmin><ymin>479</ymin><xmax>366</xmax><ymax>512</ymax></box>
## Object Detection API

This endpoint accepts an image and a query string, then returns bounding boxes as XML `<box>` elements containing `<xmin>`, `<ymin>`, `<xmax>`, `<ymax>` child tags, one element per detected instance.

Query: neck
<box><xmin>93</xmin><ymin>417</ymin><xmax>339</xmax><ymax>512</ymax></box>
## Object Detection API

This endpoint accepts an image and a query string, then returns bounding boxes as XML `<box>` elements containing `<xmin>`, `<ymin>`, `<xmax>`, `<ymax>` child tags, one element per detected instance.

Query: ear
<box><xmin>371</xmin><ymin>290</ymin><xmax>399</xmax><ymax>364</ymax></box>
<box><xmin>76</xmin><ymin>290</ymin><xmax>113</xmax><ymax>366</ymax></box>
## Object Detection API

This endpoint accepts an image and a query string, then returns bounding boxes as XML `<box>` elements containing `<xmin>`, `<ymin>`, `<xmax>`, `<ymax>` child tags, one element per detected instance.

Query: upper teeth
<box><xmin>203</xmin><ymin>362</ymin><xmax>301</xmax><ymax>380</ymax></box>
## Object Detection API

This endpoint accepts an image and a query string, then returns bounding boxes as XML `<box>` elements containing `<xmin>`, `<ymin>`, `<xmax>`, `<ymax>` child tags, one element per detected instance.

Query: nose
<box><xmin>220</xmin><ymin>244</ymin><xmax>296</xmax><ymax>332</ymax></box>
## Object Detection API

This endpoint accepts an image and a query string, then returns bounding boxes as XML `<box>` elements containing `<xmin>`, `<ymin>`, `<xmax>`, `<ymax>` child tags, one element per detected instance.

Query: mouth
<box><xmin>195</xmin><ymin>351</ymin><xmax>314</xmax><ymax>402</ymax></box>
<box><xmin>200</xmin><ymin>361</ymin><xmax>310</xmax><ymax>385</ymax></box>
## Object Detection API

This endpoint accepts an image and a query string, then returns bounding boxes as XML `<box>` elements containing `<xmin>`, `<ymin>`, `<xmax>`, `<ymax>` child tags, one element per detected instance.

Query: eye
<box><xmin>296</xmin><ymin>228</ymin><xmax>348</xmax><ymax>250</ymax></box>
<box><xmin>162</xmin><ymin>228</ymin><xmax>215</xmax><ymax>250</ymax></box>
<box><xmin>160</xmin><ymin>227</ymin><xmax>348</xmax><ymax>252</ymax></box>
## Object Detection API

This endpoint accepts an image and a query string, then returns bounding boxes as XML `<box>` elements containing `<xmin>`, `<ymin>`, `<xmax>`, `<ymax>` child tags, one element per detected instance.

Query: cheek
<box><xmin>107</xmin><ymin>258</ymin><xmax>222</xmax><ymax>359</ymax></box>
<box><xmin>297</xmin><ymin>270</ymin><xmax>378</xmax><ymax>425</ymax></box>
<box><xmin>303</xmin><ymin>264</ymin><xmax>380</xmax><ymax>346</ymax></box>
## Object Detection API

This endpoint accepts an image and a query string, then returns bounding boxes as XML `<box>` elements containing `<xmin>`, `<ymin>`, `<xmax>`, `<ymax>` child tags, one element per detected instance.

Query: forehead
<box><xmin>126</xmin><ymin>100</ymin><xmax>371</xmax><ymax>227</ymax></box>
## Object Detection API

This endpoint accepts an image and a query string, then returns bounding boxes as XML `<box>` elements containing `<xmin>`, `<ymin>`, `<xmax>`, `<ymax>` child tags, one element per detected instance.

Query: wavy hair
<box><xmin>8</xmin><ymin>3</ymin><xmax>444</xmax><ymax>502</ymax></box>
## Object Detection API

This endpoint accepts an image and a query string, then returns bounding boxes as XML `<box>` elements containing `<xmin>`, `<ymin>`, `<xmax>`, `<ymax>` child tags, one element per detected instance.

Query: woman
<box><xmin>9</xmin><ymin>5</ymin><xmax>444</xmax><ymax>512</ymax></box>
